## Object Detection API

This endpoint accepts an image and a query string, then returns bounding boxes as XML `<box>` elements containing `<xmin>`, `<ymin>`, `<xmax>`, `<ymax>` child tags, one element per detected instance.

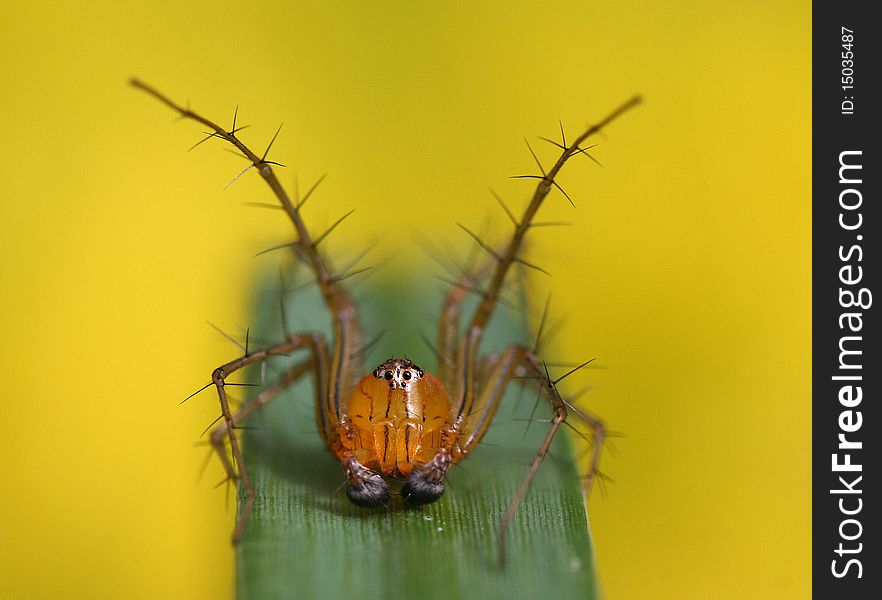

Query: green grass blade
<box><xmin>235</xmin><ymin>270</ymin><xmax>598</xmax><ymax>599</ymax></box>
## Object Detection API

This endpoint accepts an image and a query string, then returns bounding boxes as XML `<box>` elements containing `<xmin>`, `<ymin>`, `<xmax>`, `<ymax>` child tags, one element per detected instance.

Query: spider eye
<box><xmin>402</xmin><ymin>371</ymin><xmax>412</xmax><ymax>380</ymax></box>
<box><xmin>384</xmin><ymin>371</ymin><xmax>393</xmax><ymax>380</ymax></box>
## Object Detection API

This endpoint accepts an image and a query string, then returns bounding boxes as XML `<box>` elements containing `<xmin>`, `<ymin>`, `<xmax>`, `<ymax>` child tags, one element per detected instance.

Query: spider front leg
<box><xmin>493</xmin><ymin>351</ymin><xmax>606</xmax><ymax>564</ymax></box>
<box><xmin>208</xmin><ymin>333</ymin><xmax>330</xmax><ymax>543</ymax></box>
<box><xmin>208</xmin><ymin>356</ymin><xmax>315</xmax><ymax>481</ymax></box>
<box><xmin>133</xmin><ymin>80</ymin><xmax>377</xmax><ymax>536</ymax></box>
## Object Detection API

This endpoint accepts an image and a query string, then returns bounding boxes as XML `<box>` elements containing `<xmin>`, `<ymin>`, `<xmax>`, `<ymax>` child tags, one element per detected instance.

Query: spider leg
<box><xmin>449</xmin><ymin>96</ymin><xmax>641</xmax><ymax>421</ymax></box>
<box><xmin>208</xmin><ymin>356</ymin><xmax>315</xmax><ymax>481</ymax></box>
<box><xmin>438</xmin><ymin>101</ymin><xmax>637</xmax><ymax>560</ymax></box>
<box><xmin>490</xmin><ymin>351</ymin><xmax>605</xmax><ymax>566</ymax></box>
<box><xmin>210</xmin><ymin>333</ymin><xmax>330</xmax><ymax>543</ymax></box>
<box><xmin>492</xmin><ymin>350</ymin><xmax>571</xmax><ymax>567</ymax></box>
<box><xmin>133</xmin><ymin>81</ymin><xmax>369</xmax><ymax>532</ymax></box>
<box><xmin>436</xmin><ymin>345</ymin><xmax>603</xmax><ymax>565</ymax></box>
<box><xmin>131</xmin><ymin>79</ymin><xmax>365</xmax><ymax>420</ymax></box>
<box><xmin>436</xmin><ymin>259</ymin><xmax>497</xmax><ymax>390</ymax></box>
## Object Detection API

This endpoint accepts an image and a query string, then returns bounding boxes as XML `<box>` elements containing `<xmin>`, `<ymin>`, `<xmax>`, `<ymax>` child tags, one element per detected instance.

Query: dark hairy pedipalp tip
<box><xmin>401</xmin><ymin>470</ymin><xmax>445</xmax><ymax>505</ymax></box>
<box><xmin>346</xmin><ymin>476</ymin><xmax>390</xmax><ymax>507</ymax></box>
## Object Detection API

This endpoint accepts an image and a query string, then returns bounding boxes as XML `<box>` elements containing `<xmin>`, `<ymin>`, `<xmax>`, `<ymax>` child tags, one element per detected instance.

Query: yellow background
<box><xmin>0</xmin><ymin>2</ymin><xmax>810</xmax><ymax>598</ymax></box>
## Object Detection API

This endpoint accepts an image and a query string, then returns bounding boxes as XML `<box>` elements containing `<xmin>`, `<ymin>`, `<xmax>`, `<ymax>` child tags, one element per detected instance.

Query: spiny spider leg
<box><xmin>410</xmin><ymin>344</ymin><xmax>599</xmax><ymax>565</ymax></box>
<box><xmin>465</xmin><ymin>96</ymin><xmax>641</xmax><ymax>356</ymax></box>
<box><xmin>130</xmin><ymin>80</ymin><xmax>363</xmax><ymax>360</ymax></box>
<box><xmin>467</xmin><ymin>350</ymin><xmax>562</xmax><ymax>567</ymax></box>
<box><xmin>444</xmin><ymin>97</ymin><xmax>639</xmax><ymax>563</ymax></box>
<box><xmin>207</xmin><ymin>354</ymin><xmax>321</xmax><ymax>479</ymax></box>
<box><xmin>491</xmin><ymin>351</ymin><xmax>574</xmax><ymax>567</ymax></box>
<box><xmin>449</xmin><ymin>95</ymin><xmax>641</xmax><ymax>424</ymax></box>
<box><xmin>133</xmin><ymin>80</ymin><xmax>365</xmax><ymax>541</ymax></box>
<box><xmin>509</xmin><ymin>362</ymin><xmax>607</xmax><ymax>498</ymax></box>
<box><xmin>210</xmin><ymin>334</ymin><xmax>329</xmax><ymax>542</ymax></box>
<box><xmin>436</xmin><ymin>258</ymin><xmax>498</xmax><ymax>391</ymax></box>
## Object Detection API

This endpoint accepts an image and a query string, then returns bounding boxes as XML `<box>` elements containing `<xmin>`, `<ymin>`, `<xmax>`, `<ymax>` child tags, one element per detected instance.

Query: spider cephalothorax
<box><xmin>340</xmin><ymin>358</ymin><xmax>452</xmax><ymax>506</ymax></box>
<box><xmin>345</xmin><ymin>359</ymin><xmax>450</xmax><ymax>480</ymax></box>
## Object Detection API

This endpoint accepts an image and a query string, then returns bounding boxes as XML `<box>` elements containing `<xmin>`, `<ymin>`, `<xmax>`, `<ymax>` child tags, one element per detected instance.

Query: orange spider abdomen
<box><xmin>345</xmin><ymin>359</ymin><xmax>449</xmax><ymax>477</ymax></box>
